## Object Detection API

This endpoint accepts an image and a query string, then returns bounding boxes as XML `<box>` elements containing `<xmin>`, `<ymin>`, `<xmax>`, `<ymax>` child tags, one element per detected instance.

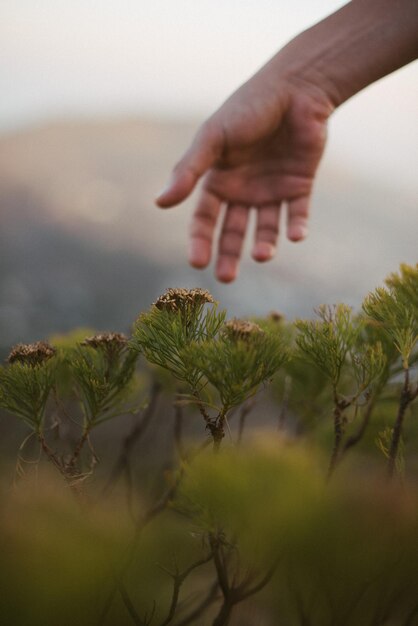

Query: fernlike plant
<box><xmin>186</xmin><ymin>319</ymin><xmax>289</xmax><ymax>447</ymax></box>
<box><xmin>66</xmin><ymin>332</ymin><xmax>138</xmax><ymax>471</ymax></box>
<box><xmin>363</xmin><ymin>263</ymin><xmax>418</xmax><ymax>478</ymax></box>
<box><xmin>295</xmin><ymin>304</ymin><xmax>386</xmax><ymax>476</ymax></box>
<box><xmin>0</xmin><ymin>341</ymin><xmax>65</xmax><ymax>476</ymax></box>
<box><xmin>0</xmin><ymin>265</ymin><xmax>417</xmax><ymax>626</ymax></box>
<box><xmin>0</xmin><ymin>334</ymin><xmax>139</xmax><ymax>487</ymax></box>
<box><xmin>131</xmin><ymin>289</ymin><xmax>289</xmax><ymax>448</ymax></box>
<box><xmin>0</xmin><ymin>341</ymin><xmax>56</xmax><ymax>435</ymax></box>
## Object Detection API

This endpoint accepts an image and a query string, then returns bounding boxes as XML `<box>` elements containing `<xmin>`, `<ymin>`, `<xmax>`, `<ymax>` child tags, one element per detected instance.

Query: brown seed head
<box><xmin>224</xmin><ymin>319</ymin><xmax>264</xmax><ymax>341</ymax></box>
<box><xmin>82</xmin><ymin>332</ymin><xmax>128</xmax><ymax>350</ymax></box>
<box><xmin>8</xmin><ymin>341</ymin><xmax>56</xmax><ymax>367</ymax></box>
<box><xmin>268</xmin><ymin>311</ymin><xmax>284</xmax><ymax>323</ymax></box>
<box><xmin>153</xmin><ymin>288</ymin><xmax>214</xmax><ymax>313</ymax></box>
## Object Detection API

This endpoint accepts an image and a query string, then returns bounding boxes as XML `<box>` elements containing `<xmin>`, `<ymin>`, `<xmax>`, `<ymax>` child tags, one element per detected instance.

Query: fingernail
<box><xmin>156</xmin><ymin>182</ymin><xmax>169</xmax><ymax>197</ymax></box>
<box><xmin>288</xmin><ymin>225</ymin><xmax>308</xmax><ymax>241</ymax></box>
<box><xmin>189</xmin><ymin>239</ymin><xmax>210</xmax><ymax>268</ymax></box>
<box><xmin>216</xmin><ymin>258</ymin><xmax>237</xmax><ymax>283</ymax></box>
<box><xmin>155</xmin><ymin>187</ymin><xmax>169</xmax><ymax>203</ymax></box>
<box><xmin>252</xmin><ymin>242</ymin><xmax>276</xmax><ymax>262</ymax></box>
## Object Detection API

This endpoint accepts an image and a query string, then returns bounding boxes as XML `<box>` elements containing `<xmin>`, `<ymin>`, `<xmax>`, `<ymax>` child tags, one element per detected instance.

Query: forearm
<box><xmin>268</xmin><ymin>0</ymin><xmax>418</xmax><ymax>108</ymax></box>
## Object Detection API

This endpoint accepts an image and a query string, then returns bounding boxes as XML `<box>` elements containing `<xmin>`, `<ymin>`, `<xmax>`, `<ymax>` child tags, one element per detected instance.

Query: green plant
<box><xmin>131</xmin><ymin>290</ymin><xmax>288</xmax><ymax>448</ymax></box>
<box><xmin>363</xmin><ymin>263</ymin><xmax>418</xmax><ymax>478</ymax></box>
<box><xmin>295</xmin><ymin>305</ymin><xmax>386</xmax><ymax>476</ymax></box>
<box><xmin>0</xmin><ymin>264</ymin><xmax>417</xmax><ymax>626</ymax></box>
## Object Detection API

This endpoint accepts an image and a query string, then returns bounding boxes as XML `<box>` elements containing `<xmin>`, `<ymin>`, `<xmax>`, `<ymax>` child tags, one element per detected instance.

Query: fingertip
<box><xmin>252</xmin><ymin>242</ymin><xmax>276</xmax><ymax>263</ymax></box>
<box><xmin>155</xmin><ymin>194</ymin><xmax>173</xmax><ymax>209</ymax></box>
<box><xmin>155</xmin><ymin>167</ymin><xmax>198</xmax><ymax>208</ymax></box>
<box><xmin>217</xmin><ymin>272</ymin><xmax>236</xmax><ymax>284</ymax></box>
<box><xmin>287</xmin><ymin>196</ymin><xmax>310</xmax><ymax>242</ymax></box>
<box><xmin>216</xmin><ymin>257</ymin><xmax>238</xmax><ymax>283</ymax></box>
<box><xmin>155</xmin><ymin>179</ymin><xmax>178</xmax><ymax>208</ymax></box>
<box><xmin>188</xmin><ymin>238</ymin><xmax>211</xmax><ymax>269</ymax></box>
<box><xmin>287</xmin><ymin>224</ymin><xmax>308</xmax><ymax>242</ymax></box>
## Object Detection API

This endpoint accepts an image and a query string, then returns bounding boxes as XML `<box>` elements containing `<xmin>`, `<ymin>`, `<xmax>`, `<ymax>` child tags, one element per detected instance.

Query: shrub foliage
<box><xmin>0</xmin><ymin>264</ymin><xmax>417</xmax><ymax>626</ymax></box>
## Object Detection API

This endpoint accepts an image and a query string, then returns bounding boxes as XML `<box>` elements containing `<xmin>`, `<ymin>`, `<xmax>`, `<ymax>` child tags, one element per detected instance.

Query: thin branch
<box><xmin>38</xmin><ymin>432</ymin><xmax>64</xmax><ymax>474</ymax></box>
<box><xmin>387</xmin><ymin>368</ymin><xmax>412</xmax><ymax>479</ymax></box>
<box><xmin>103</xmin><ymin>381</ymin><xmax>161</xmax><ymax>495</ymax></box>
<box><xmin>237</xmin><ymin>561</ymin><xmax>278</xmax><ymax>602</ymax></box>
<box><xmin>210</xmin><ymin>531</ymin><xmax>278</xmax><ymax>626</ymax></box>
<box><xmin>118</xmin><ymin>582</ymin><xmax>145</xmax><ymax>626</ymax></box>
<box><xmin>67</xmin><ymin>426</ymin><xmax>91</xmax><ymax>471</ymax></box>
<box><xmin>327</xmin><ymin>403</ymin><xmax>345</xmax><ymax>479</ymax></box>
<box><xmin>341</xmin><ymin>393</ymin><xmax>376</xmax><ymax>456</ymax></box>
<box><xmin>98</xmin><ymin>438</ymin><xmax>211</xmax><ymax>625</ymax></box>
<box><xmin>173</xmin><ymin>580</ymin><xmax>219</xmax><ymax>626</ymax></box>
<box><xmin>159</xmin><ymin>552</ymin><xmax>214</xmax><ymax>626</ymax></box>
<box><xmin>209</xmin><ymin>534</ymin><xmax>230</xmax><ymax>598</ymax></box>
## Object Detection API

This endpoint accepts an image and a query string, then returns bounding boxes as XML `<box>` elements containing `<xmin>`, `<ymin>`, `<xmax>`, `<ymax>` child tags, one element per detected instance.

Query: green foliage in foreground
<box><xmin>1</xmin><ymin>444</ymin><xmax>418</xmax><ymax>626</ymax></box>
<box><xmin>0</xmin><ymin>263</ymin><xmax>417</xmax><ymax>626</ymax></box>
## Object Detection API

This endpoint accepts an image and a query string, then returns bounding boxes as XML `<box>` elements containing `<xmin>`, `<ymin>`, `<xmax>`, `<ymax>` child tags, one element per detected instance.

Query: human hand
<box><xmin>156</xmin><ymin>74</ymin><xmax>333</xmax><ymax>282</ymax></box>
<box><xmin>156</xmin><ymin>0</ymin><xmax>418</xmax><ymax>283</ymax></box>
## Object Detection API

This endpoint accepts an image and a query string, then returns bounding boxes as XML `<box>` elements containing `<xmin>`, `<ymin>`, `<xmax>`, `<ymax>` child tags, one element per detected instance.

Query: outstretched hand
<box><xmin>156</xmin><ymin>0</ymin><xmax>417</xmax><ymax>283</ymax></box>
<box><xmin>156</xmin><ymin>74</ymin><xmax>333</xmax><ymax>282</ymax></box>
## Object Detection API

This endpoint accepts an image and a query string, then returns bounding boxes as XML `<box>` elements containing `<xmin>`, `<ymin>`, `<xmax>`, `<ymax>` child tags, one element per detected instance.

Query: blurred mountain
<box><xmin>0</xmin><ymin>117</ymin><xmax>416</xmax><ymax>350</ymax></box>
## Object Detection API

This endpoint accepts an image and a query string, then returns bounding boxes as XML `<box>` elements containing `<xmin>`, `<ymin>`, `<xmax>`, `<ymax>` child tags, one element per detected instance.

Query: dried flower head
<box><xmin>224</xmin><ymin>319</ymin><xmax>264</xmax><ymax>341</ymax></box>
<box><xmin>82</xmin><ymin>332</ymin><xmax>128</xmax><ymax>350</ymax></box>
<box><xmin>268</xmin><ymin>311</ymin><xmax>284</xmax><ymax>323</ymax></box>
<box><xmin>81</xmin><ymin>333</ymin><xmax>129</xmax><ymax>363</ymax></box>
<box><xmin>7</xmin><ymin>341</ymin><xmax>56</xmax><ymax>367</ymax></box>
<box><xmin>153</xmin><ymin>288</ymin><xmax>214</xmax><ymax>313</ymax></box>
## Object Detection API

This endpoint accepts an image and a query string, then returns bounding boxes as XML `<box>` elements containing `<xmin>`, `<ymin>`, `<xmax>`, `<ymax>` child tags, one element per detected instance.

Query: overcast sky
<box><xmin>1</xmin><ymin>0</ymin><xmax>417</xmax><ymax>193</ymax></box>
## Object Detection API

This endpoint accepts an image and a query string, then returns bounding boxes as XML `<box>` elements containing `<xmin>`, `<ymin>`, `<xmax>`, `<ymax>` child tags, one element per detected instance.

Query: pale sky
<box><xmin>1</xmin><ymin>0</ymin><xmax>418</xmax><ymax>193</ymax></box>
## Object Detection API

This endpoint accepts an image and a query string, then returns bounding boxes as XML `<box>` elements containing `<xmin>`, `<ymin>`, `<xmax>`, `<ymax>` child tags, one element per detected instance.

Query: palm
<box><xmin>157</xmin><ymin>86</ymin><xmax>330</xmax><ymax>282</ymax></box>
<box><xmin>205</xmin><ymin>93</ymin><xmax>327</xmax><ymax>208</ymax></box>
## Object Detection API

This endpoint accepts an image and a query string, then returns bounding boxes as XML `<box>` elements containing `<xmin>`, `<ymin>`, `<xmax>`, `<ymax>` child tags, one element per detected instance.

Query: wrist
<box><xmin>269</xmin><ymin>0</ymin><xmax>418</xmax><ymax>110</ymax></box>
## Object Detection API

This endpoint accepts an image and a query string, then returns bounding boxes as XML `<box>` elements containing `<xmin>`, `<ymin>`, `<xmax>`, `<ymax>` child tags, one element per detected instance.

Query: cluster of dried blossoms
<box><xmin>153</xmin><ymin>288</ymin><xmax>214</xmax><ymax>313</ymax></box>
<box><xmin>82</xmin><ymin>332</ymin><xmax>127</xmax><ymax>350</ymax></box>
<box><xmin>224</xmin><ymin>319</ymin><xmax>263</xmax><ymax>341</ymax></box>
<box><xmin>82</xmin><ymin>332</ymin><xmax>129</xmax><ymax>365</ymax></box>
<box><xmin>268</xmin><ymin>311</ymin><xmax>284</xmax><ymax>323</ymax></box>
<box><xmin>7</xmin><ymin>341</ymin><xmax>56</xmax><ymax>367</ymax></box>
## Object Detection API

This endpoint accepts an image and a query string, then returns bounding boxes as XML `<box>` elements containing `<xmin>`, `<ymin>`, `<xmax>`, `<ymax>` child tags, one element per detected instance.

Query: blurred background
<box><xmin>1</xmin><ymin>0</ymin><xmax>417</xmax><ymax>351</ymax></box>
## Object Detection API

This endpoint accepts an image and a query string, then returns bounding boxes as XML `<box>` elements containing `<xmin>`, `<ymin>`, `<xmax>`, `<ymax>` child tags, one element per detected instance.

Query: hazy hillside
<box><xmin>0</xmin><ymin>117</ymin><xmax>416</xmax><ymax>349</ymax></box>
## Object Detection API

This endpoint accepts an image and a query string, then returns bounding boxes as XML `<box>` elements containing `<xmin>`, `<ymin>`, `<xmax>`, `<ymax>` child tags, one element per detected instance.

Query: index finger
<box><xmin>156</xmin><ymin>122</ymin><xmax>223</xmax><ymax>208</ymax></box>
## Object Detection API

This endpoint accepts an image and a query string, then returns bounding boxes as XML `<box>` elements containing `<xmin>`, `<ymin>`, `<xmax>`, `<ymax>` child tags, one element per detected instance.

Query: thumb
<box><xmin>155</xmin><ymin>121</ymin><xmax>223</xmax><ymax>208</ymax></box>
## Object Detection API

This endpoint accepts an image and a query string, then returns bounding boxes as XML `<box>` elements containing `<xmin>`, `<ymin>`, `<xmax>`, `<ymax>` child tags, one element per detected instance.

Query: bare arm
<box><xmin>277</xmin><ymin>0</ymin><xmax>418</xmax><ymax>106</ymax></box>
<box><xmin>156</xmin><ymin>0</ymin><xmax>418</xmax><ymax>283</ymax></box>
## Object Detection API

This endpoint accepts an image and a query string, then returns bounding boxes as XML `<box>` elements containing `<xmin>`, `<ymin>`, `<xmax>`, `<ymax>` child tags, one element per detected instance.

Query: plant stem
<box><xmin>68</xmin><ymin>426</ymin><xmax>91</xmax><ymax>471</ymax></box>
<box><xmin>38</xmin><ymin>432</ymin><xmax>63</xmax><ymax>474</ymax></box>
<box><xmin>38</xmin><ymin>432</ymin><xmax>84</xmax><ymax>497</ymax></box>
<box><xmin>327</xmin><ymin>399</ymin><xmax>349</xmax><ymax>479</ymax></box>
<box><xmin>341</xmin><ymin>392</ymin><xmax>377</xmax><ymax>457</ymax></box>
<box><xmin>387</xmin><ymin>368</ymin><xmax>413</xmax><ymax>480</ymax></box>
<box><xmin>159</xmin><ymin>552</ymin><xmax>214</xmax><ymax>626</ymax></box>
<box><xmin>118</xmin><ymin>582</ymin><xmax>145</xmax><ymax>626</ymax></box>
<box><xmin>212</xmin><ymin>600</ymin><xmax>233</xmax><ymax>626</ymax></box>
<box><xmin>103</xmin><ymin>381</ymin><xmax>160</xmax><ymax>495</ymax></box>
<box><xmin>209</xmin><ymin>531</ymin><xmax>277</xmax><ymax>626</ymax></box>
<box><xmin>173</xmin><ymin>581</ymin><xmax>219</xmax><ymax>626</ymax></box>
